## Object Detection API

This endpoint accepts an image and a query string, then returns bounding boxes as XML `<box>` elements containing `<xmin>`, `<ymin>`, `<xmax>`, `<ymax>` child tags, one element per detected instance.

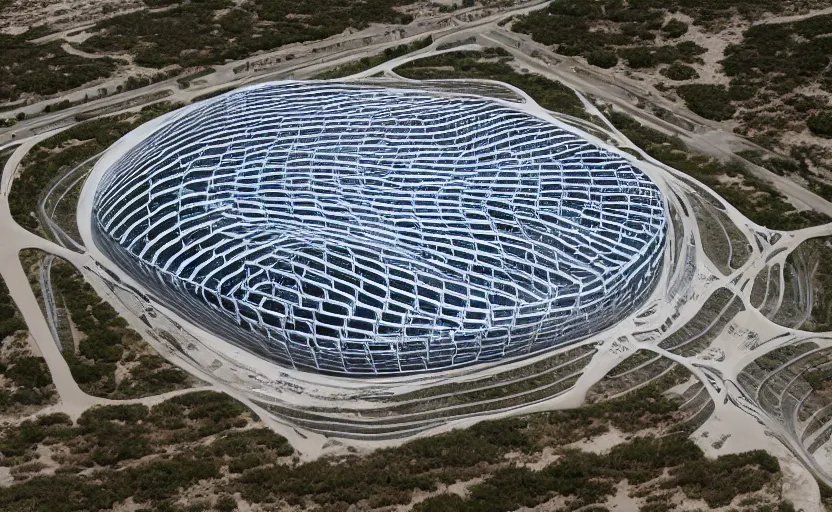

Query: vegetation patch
<box><xmin>662</xmin><ymin>19</ymin><xmax>689</xmax><ymax>38</ymax></box>
<box><xmin>0</xmin><ymin>146</ymin><xmax>17</xmax><ymax>172</ymax></box>
<box><xmin>513</xmin><ymin>0</ymin><xmax>820</xmax><ymax>66</ymax></box>
<box><xmin>241</xmin><ymin>374</ymin><xmax>784</xmax><ymax>511</ymax></box>
<box><xmin>676</xmin><ymin>84</ymin><xmax>737</xmax><ymax>121</ymax></box>
<box><xmin>53</xmin><ymin>257</ymin><xmax>193</xmax><ymax>398</ymax></box>
<box><xmin>0</xmin><ymin>391</ymin><xmax>284</xmax><ymax>510</ymax></box>
<box><xmin>586</xmin><ymin>50</ymin><xmax>618</xmax><ymax>69</ymax></box>
<box><xmin>512</xmin><ymin>0</ymin><xmax>832</xmax><ymax>186</ymax></box>
<box><xmin>0</xmin><ymin>391</ymin><xmax>271</xmax><ymax>466</ymax></box>
<box><xmin>739</xmin><ymin>149</ymin><xmax>832</xmax><ymax>205</ymax></box>
<box><xmin>722</xmin><ymin>14</ymin><xmax>832</xmax><ymax>101</ymax></box>
<box><xmin>0</xmin><ymin>369</ymin><xmax>794</xmax><ymax>511</ymax></box>
<box><xmin>819</xmin><ymin>479</ymin><xmax>832</xmax><ymax>511</ymax></box>
<box><xmin>0</xmin><ymin>278</ymin><xmax>55</xmax><ymax>415</ymax></box>
<box><xmin>777</xmin><ymin>236</ymin><xmax>832</xmax><ymax>331</ymax></box>
<box><xmin>661</xmin><ymin>63</ymin><xmax>699</xmax><ymax>81</ymax></box>
<box><xmin>0</xmin><ymin>29</ymin><xmax>116</xmax><ymax>103</ymax></box>
<box><xmin>510</xmin><ymin>0</ymin><xmax>737</xmax><ymax>74</ymax></box>
<box><xmin>1</xmin><ymin>0</ymin><xmax>421</xmax><ymax>102</ymax></box>
<box><xmin>415</xmin><ymin>442</ymin><xmax>779</xmax><ymax>511</ymax></box>
<box><xmin>22</xmin><ymin>253</ymin><xmax>195</xmax><ymax>399</ymax></box>
<box><xmin>618</xmin><ymin>42</ymin><xmax>706</xmax><ymax>70</ymax></box>
<box><xmin>719</xmin><ymin>13</ymin><xmax>832</xmax><ymax>158</ymax></box>
<box><xmin>808</xmin><ymin>111</ymin><xmax>832</xmax><ymax>138</ymax></box>
<box><xmin>80</xmin><ymin>0</ymin><xmax>416</xmax><ymax>69</ymax></box>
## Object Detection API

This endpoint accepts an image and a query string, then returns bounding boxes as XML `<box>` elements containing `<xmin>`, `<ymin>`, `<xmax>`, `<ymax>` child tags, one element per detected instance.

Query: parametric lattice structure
<box><xmin>91</xmin><ymin>82</ymin><xmax>667</xmax><ymax>376</ymax></box>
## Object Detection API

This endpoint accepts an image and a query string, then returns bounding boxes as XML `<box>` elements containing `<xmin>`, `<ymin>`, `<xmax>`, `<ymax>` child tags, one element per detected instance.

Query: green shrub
<box><xmin>415</xmin><ymin>494</ymin><xmax>467</xmax><ymax>512</ymax></box>
<box><xmin>0</xmin><ymin>278</ymin><xmax>26</xmax><ymax>339</ymax></box>
<box><xmin>0</xmin><ymin>316</ymin><xmax>25</xmax><ymax>339</ymax></box>
<box><xmin>0</xmin><ymin>303</ymin><xmax>17</xmax><ymax>321</ymax></box>
<box><xmin>0</xmin><ymin>367</ymin><xmax>790</xmax><ymax>512</ymax></box>
<box><xmin>408</xmin><ymin>434</ymin><xmax>779</xmax><ymax>512</ymax></box>
<box><xmin>676</xmin><ymin>84</ymin><xmax>736</xmax><ymax>121</ymax></box>
<box><xmin>662</xmin><ymin>19</ymin><xmax>688</xmax><ymax>38</ymax></box>
<box><xmin>728</xmin><ymin>84</ymin><xmax>755</xmax><ymax>101</ymax></box>
<box><xmin>39</xmin><ymin>255</ymin><xmax>191</xmax><ymax>399</ymax></box>
<box><xmin>676</xmin><ymin>41</ymin><xmax>707</xmax><ymax>58</ymax></box>
<box><xmin>215</xmin><ymin>494</ymin><xmax>237</xmax><ymax>512</ymax></box>
<box><xmin>211</xmin><ymin>428</ymin><xmax>294</xmax><ymax>458</ymax></box>
<box><xmin>79</xmin><ymin>404</ymin><xmax>149</xmax><ymax>426</ymax></box>
<box><xmin>619</xmin><ymin>47</ymin><xmax>658</xmax><ymax>68</ymax></box>
<box><xmin>617</xmin><ymin>42</ymin><xmax>704</xmax><ymax>70</ymax></box>
<box><xmin>665</xmin><ymin>450</ymin><xmax>779</xmax><ymax>507</ymax></box>
<box><xmin>511</xmin><ymin>0</ymin><xmax>714</xmax><ymax>73</ymax></box>
<box><xmin>808</xmin><ymin>111</ymin><xmax>832</xmax><ymax>137</ymax></box>
<box><xmin>587</xmin><ymin>50</ymin><xmax>618</xmax><ymax>68</ymax></box>
<box><xmin>4</xmin><ymin>357</ymin><xmax>51</xmax><ymax>389</ymax></box>
<box><xmin>806</xmin><ymin>368</ymin><xmax>832</xmax><ymax>390</ymax></box>
<box><xmin>661</xmin><ymin>63</ymin><xmax>698</xmax><ymax>81</ymax></box>
<box><xmin>36</xmin><ymin>413</ymin><xmax>72</xmax><ymax>427</ymax></box>
<box><xmin>148</xmin><ymin>391</ymin><xmax>253</xmax><ymax>439</ymax></box>
<box><xmin>10</xmin><ymin>388</ymin><xmax>48</xmax><ymax>406</ymax></box>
